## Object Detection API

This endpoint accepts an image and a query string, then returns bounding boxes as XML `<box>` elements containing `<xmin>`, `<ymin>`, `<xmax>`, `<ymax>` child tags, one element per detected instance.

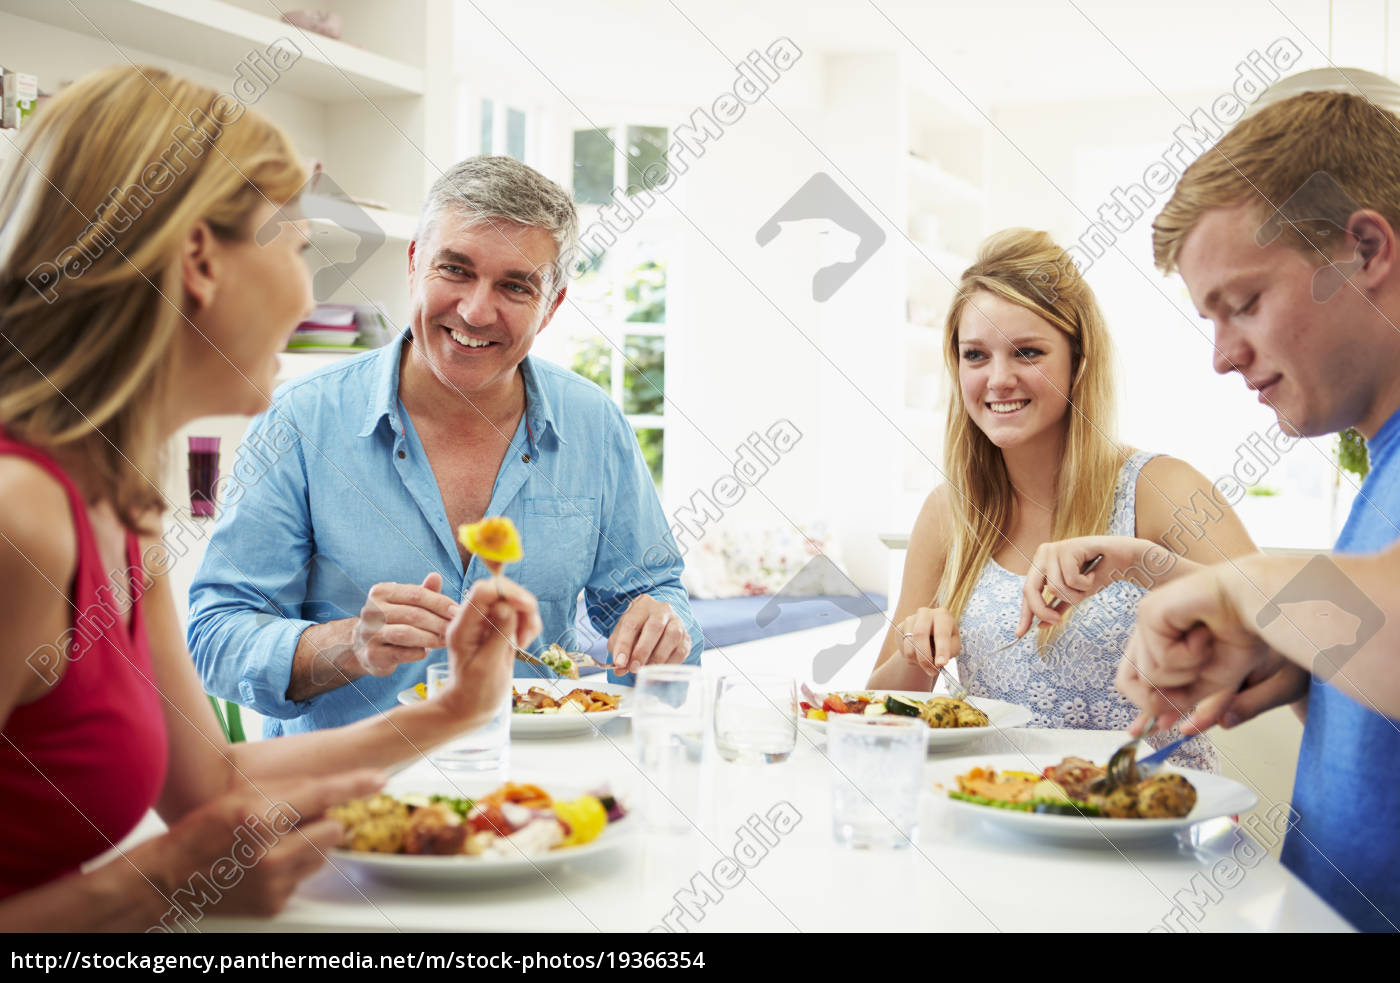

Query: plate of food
<box><xmin>329</xmin><ymin>781</ymin><xmax>630</xmax><ymax>884</ymax></box>
<box><xmin>798</xmin><ymin>689</ymin><xmax>1032</xmax><ymax>751</ymax></box>
<box><xmin>399</xmin><ymin>677</ymin><xmax>630</xmax><ymax>738</ymax></box>
<box><xmin>933</xmin><ymin>752</ymin><xmax>1257</xmax><ymax>843</ymax></box>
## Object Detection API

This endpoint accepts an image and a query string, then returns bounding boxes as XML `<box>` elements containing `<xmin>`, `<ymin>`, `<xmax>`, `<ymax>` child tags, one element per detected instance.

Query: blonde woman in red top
<box><xmin>0</xmin><ymin>66</ymin><xmax>540</xmax><ymax>928</ymax></box>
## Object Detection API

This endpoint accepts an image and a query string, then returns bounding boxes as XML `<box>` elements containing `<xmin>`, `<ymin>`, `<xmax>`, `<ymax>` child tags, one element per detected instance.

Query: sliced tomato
<box><xmin>467</xmin><ymin>804</ymin><xmax>511</xmax><ymax>836</ymax></box>
<box><xmin>823</xmin><ymin>694</ymin><xmax>849</xmax><ymax>714</ymax></box>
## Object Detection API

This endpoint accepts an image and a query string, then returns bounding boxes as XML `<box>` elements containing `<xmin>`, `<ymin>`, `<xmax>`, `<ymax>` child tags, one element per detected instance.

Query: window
<box><xmin>564</xmin><ymin>241</ymin><xmax>669</xmax><ymax>489</ymax></box>
<box><xmin>555</xmin><ymin>121</ymin><xmax>675</xmax><ymax>491</ymax></box>
<box><xmin>478</xmin><ymin>97</ymin><xmax>530</xmax><ymax>162</ymax></box>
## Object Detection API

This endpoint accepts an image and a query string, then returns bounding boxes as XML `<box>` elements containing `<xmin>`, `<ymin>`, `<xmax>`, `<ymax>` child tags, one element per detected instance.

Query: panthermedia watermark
<box><xmin>150</xmin><ymin>799</ymin><xmax>302</xmax><ymax>933</ymax></box>
<box><xmin>756</xmin><ymin>172</ymin><xmax>887</xmax><ymax>301</ymax></box>
<box><xmin>25</xmin><ymin>40</ymin><xmax>304</xmax><ymax>304</ymax></box>
<box><xmin>1149</xmin><ymin>801</ymin><xmax>1300</xmax><ymax>932</ymax></box>
<box><xmin>649</xmin><ymin>802</ymin><xmax>803</xmax><ymax>932</ymax></box>
<box><xmin>1027</xmin><ymin>37</ymin><xmax>1303</xmax><ymax>302</ymax></box>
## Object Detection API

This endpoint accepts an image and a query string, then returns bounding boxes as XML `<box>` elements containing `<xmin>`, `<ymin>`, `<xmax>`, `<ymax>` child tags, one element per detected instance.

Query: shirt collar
<box><xmin>1367</xmin><ymin>403</ymin><xmax>1400</xmax><ymax>473</ymax></box>
<box><xmin>356</xmin><ymin>330</ymin><xmax>565</xmax><ymax>448</ymax></box>
<box><xmin>519</xmin><ymin>355</ymin><xmax>565</xmax><ymax>448</ymax></box>
<box><xmin>357</xmin><ymin>329</ymin><xmax>410</xmax><ymax>439</ymax></box>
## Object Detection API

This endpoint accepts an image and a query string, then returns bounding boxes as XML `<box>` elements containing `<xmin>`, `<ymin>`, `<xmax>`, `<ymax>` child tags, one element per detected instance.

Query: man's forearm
<box><xmin>1122</xmin><ymin>540</ymin><xmax>1201</xmax><ymax>590</ymax></box>
<box><xmin>286</xmin><ymin>618</ymin><xmax>366</xmax><ymax>702</ymax></box>
<box><xmin>1226</xmin><ymin>551</ymin><xmax>1400</xmax><ymax>718</ymax></box>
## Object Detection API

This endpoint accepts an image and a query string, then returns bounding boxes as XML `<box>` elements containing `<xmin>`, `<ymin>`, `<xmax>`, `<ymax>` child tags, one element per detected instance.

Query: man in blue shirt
<box><xmin>189</xmin><ymin>156</ymin><xmax>700</xmax><ymax>738</ymax></box>
<box><xmin>1117</xmin><ymin>74</ymin><xmax>1400</xmax><ymax>931</ymax></box>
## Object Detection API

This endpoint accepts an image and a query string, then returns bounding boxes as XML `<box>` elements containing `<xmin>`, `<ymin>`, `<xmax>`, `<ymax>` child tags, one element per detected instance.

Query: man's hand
<box><xmin>1176</xmin><ymin>655</ymin><xmax>1311</xmax><ymax>735</ymax></box>
<box><xmin>1116</xmin><ymin>564</ymin><xmax>1275</xmax><ymax>734</ymax></box>
<box><xmin>351</xmin><ymin>573</ymin><xmax>459</xmax><ymax>677</ymax></box>
<box><xmin>609</xmin><ymin>595</ymin><xmax>691</xmax><ymax>676</ymax></box>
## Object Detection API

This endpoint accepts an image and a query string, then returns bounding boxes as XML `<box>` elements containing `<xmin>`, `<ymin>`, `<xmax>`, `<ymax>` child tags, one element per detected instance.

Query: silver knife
<box><xmin>1135</xmin><ymin>735</ymin><xmax>1190</xmax><ymax>778</ymax></box>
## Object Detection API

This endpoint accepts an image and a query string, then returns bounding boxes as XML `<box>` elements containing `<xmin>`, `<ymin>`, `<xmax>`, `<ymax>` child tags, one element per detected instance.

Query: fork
<box><xmin>514</xmin><ymin>648</ymin><xmax>552</xmax><ymax>673</ymax></box>
<box><xmin>1088</xmin><ymin>715</ymin><xmax>1158</xmax><ymax>795</ymax></box>
<box><xmin>1133</xmin><ymin>734</ymin><xmax>1192</xmax><ymax>781</ymax></box>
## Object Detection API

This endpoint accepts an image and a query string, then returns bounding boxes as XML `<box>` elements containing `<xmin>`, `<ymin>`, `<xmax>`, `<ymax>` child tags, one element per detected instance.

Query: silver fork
<box><xmin>1088</xmin><ymin>715</ymin><xmax>1158</xmax><ymax>794</ymax></box>
<box><xmin>514</xmin><ymin>648</ymin><xmax>552</xmax><ymax>673</ymax></box>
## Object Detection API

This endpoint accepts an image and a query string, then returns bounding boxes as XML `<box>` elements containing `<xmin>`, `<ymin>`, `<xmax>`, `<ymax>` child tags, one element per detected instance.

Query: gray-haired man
<box><xmin>189</xmin><ymin>156</ymin><xmax>701</xmax><ymax>737</ymax></box>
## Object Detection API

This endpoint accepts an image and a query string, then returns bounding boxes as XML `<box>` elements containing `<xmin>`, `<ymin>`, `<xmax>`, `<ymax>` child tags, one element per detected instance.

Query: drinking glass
<box><xmin>633</xmin><ymin>665</ymin><xmax>705</xmax><ymax>833</ymax></box>
<box><xmin>828</xmin><ymin>714</ymin><xmax>927</xmax><ymax>849</ymax></box>
<box><xmin>426</xmin><ymin>661</ymin><xmax>510</xmax><ymax>772</ymax></box>
<box><xmin>713</xmin><ymin>673</ymin><xmax>797</xmax><ymax>764</ymax></box>
<box><xmin>187</xmin><ymin>436</ymin><xmax>220</xmax><ymax>517</ymax></box>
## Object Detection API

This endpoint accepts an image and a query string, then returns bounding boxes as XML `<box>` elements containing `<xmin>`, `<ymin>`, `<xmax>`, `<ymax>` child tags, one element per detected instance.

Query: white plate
<box><xmin>931</xmin><ymin>751</ymin><xmax>1258</xmax><ymax>844</ymax></box>
<box><xmin>799</xmin><ymin>691</ymin><xmax>1033</xmax><ymax>752</ymax></box>
<box><xmin>331</xmin><ymin>798</ymin><xmax>631</xmax><ymax>884</ymax></box>
<box><xmin>398</xmin><ymin>677</ymin><xmax>631</xmax><ymax>739</ymax></box>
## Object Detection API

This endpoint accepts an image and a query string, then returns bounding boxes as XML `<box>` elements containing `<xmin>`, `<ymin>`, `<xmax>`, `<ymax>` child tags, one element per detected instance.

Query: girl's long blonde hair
<box><xmin>0</xmin><ymin>65</ymin><xmax>306</xmax><ymax>532</ymax></box>
<box><xmin>936</xmin><ymin>229</ymin><xmax>1124</xmax><ymax>643</ymax></box>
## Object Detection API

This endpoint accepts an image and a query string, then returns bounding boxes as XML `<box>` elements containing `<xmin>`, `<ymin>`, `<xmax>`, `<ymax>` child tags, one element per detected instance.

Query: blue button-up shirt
<box><xmin>187</xmin><ymin>335</ymin><xmax>701</xmax><ymax>737</ymax></box>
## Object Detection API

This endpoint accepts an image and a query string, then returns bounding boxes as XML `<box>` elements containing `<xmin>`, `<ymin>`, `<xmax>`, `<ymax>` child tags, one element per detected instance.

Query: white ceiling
<box><xmin>459</xmin><ymin>0</ymin><xmax>1355</xmax><ymax>108</ymax></box>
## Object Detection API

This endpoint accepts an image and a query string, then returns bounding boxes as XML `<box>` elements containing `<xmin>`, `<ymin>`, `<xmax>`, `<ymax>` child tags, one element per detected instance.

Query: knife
<box><xmin>1134</xmin><ymin>734</ymin><xmax>1190</xmax><ymax>778</ymax></box>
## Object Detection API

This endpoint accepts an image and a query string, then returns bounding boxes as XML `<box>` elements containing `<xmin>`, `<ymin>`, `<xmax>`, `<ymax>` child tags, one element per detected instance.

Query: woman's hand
<box><xmin>434</xmin><ymin>576</ymin><xmax>541</xmax><ymax>724</ymax></box>
<box><xmin>1018</xmin><ymin>535</ymin><xmax>1148</xmax><ymax>635</ymax></box>
<box><xmin>895</xmin><ymin>606</ymin><xmax>961</xmax><ymax>678</ymax></box>
<box><xmin>152</xmin><ymin>769</ymin><xmax>385</xmax><ymax>923</ymax></box>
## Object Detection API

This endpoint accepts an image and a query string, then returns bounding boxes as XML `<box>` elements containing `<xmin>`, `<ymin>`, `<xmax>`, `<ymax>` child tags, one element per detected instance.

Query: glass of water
<box><xmin>633</xmin><ymin>665</ymin><xmax>705</xmax><ymax>833</ymax></box>
<box><xmin>828</xmin><ymin>714</ymin><xmax>927</xmax><ymax>849</ymax></box>
<box><xmin>714</xmin><ymin>673</ymin><xmax>797</xmax><ymax>764</ymax></box>
<box><xmin>426</xmin><ymin>661</ymin><xmax>511</xmax><ymax>773</ymax></box>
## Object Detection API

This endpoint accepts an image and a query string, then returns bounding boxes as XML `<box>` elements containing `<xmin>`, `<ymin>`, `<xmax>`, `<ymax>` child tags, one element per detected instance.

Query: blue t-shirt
<box><xmin>1280</xmin><ymin>407</ymin><xmax>1400</xmax><ymax>932</ymax></box>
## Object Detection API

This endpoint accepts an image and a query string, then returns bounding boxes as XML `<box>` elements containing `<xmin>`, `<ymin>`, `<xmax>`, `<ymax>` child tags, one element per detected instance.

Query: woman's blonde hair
<box><xmin>0</xmin><ymin>65</ymin><xmax>306</xmax><ymax>532</ymax></box>
<box><xmin>936</xmin><ymin>229</ymin><xmax>1125</xmax><ymax>645</ymax></box>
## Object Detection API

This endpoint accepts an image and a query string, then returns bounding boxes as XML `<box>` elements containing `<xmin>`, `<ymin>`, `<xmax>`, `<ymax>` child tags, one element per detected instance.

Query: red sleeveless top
<box><xmin>0</xmin><ymin>433</ymin><xmax>169</xmax><ymax>898</ymax></box>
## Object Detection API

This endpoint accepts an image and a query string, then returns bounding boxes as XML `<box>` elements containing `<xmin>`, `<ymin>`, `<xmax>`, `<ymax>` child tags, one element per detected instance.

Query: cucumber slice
<box><xmin>948</xmin><ymin>791</ymin><xmax>1034</xmax><ymax>812</ymax></box>
<box><xmin>1031</xmin><ymin>799</ymin><xmax>1102</xmax><ymax>817</ymax></box>
<box><xmin>884</xmin><ymin>694</ymin><xmax>923</xmax><ymax>717</ymax></box>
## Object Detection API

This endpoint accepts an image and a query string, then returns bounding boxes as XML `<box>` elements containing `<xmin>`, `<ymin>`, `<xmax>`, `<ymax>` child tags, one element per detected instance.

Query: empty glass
<box><xmin>828</xmin><ymin>714</ymin><xmax>927</xmax><ymax>849</ymax></box>
<box><xmin>713</xmin><ymin>673</ymin><xmax>797</xmax><ymax>764</ymax></box>
<box><xmin>633</xmin><ymin>665</ymin><xmax>705</xmax><ymax>833</ymax></box>
<box><xmin>426</xmin><ymin>661</ymin><xmax>510</xmax><ymax>773</ymax></box>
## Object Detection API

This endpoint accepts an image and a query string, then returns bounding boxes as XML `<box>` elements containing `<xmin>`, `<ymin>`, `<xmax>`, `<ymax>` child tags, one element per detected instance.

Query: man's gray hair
<box><xmin>415</xmin><ymin>156</ymin><xmax>579</xmax><ymax>292</ymax></box>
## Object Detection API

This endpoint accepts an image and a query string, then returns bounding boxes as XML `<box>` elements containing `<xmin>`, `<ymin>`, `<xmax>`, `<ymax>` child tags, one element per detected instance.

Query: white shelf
<box><xmin>371</xmin><ymin>210</ymin><xmax>419</xmax><ymax>242</ymax></box>
<box><xmin>306</xmin><ymin>198</ymin><xmax>418</xmax><ymax>245</ymax></box>
<box><xmin>275</xmin><ymin>349</ymin><xmax>361</xmax><ymax>385</ymax></box>
<box><xmin>0</xmin><ymin>0</ymin><xmax>425</xmax><ymax>100</ymax></box>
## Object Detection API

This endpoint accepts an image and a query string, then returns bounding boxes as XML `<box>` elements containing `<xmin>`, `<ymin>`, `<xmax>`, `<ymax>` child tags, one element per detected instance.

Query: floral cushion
<box><xmin>681</xmin><ymin>519</ymin><xmax>852</xmax><ymax>598</ymax></box>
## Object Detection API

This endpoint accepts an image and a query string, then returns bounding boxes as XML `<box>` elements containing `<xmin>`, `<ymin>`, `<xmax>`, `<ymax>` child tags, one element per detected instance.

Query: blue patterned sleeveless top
<box><xmin>953</xmin><ymin>450</ymin><xmax>1219</xmax><ymax>772</ymax></box>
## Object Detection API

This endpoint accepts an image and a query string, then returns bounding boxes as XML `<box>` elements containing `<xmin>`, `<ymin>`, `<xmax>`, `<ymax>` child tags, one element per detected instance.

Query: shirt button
<box><xmin>397</xmin><ymin>450</ymin><xmax>406</xmax><ymax>459</ymax></box>
<box><xmin>522</xmin><ymin>454</ymin><xmax>531</xmax><ymax>463</ymax></box>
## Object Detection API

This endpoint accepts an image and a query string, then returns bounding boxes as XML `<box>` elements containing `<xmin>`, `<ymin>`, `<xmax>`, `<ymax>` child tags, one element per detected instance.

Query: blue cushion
<box><xmin>571</xmin><ymin>592</ymin><xmax>888</xmax><ymax>658</ymax></box>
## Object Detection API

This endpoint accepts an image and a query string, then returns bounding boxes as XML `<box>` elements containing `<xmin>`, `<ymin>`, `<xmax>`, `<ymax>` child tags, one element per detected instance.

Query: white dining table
<box><xmin>202</xmin><ymin>711</ymin><xmax>1352</xmax><ymax>933</ymax></box>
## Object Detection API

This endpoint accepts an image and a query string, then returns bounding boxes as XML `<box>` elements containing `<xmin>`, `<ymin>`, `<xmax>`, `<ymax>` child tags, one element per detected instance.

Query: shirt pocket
<box><xmin>514</xmin><ymin>496</ymin><xmax>600</xmax><ymax>609</ymax></box>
